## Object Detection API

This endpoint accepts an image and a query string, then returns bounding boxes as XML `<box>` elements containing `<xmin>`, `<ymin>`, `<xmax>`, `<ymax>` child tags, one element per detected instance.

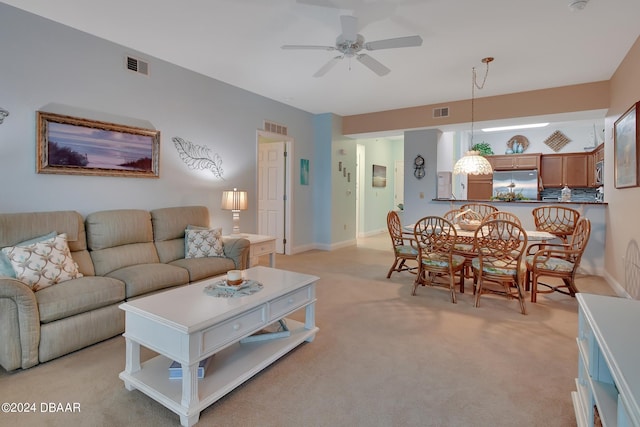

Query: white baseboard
<box><xmin>602</xmin><ymin>269</ymin><xmax>631</xmax><ymax>298</ymax></box>
<box><xmin>358</xmin><ymin>228</ymin><xmax>386</xmax><ymax>238</ymax></box>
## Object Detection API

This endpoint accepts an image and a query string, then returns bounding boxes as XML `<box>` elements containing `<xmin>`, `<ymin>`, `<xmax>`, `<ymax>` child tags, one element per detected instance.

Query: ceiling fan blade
<box><xmin>356</xmin><ymin>54</ymin><xmax>390</xmax><ymax>76</ymax></box>
<box><xmin>365</xmin><ymin>35</ymin><xmax>423</xmax><ymax>51</ymax></box>
<box><xmin>340</xmin><ymin>15</ymin><xmax>358</xmax><ymax>41</ymax></box>
<box><xmin>313</xmin><ymin>56</ymin><xmax>342</xmax><ymax>77</ymax></box>
<box><xmin>282</xmin><ymin>44</ymin><xmax>336</xmax><ymax>51</ymax></box>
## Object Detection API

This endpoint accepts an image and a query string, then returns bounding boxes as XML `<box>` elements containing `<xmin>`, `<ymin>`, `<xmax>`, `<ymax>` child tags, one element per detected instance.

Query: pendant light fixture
<box><xmin>453</xmin><ymin>57</ymin><xmax>494</xmax><ymax>176</ymax></box>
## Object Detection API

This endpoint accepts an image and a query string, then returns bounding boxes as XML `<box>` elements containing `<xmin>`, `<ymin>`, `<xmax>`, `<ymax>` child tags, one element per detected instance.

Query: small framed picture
<box><xmin>300</xmin><ymin>158</ymin><xmax>309</xmax><ymax>185</ymax></box>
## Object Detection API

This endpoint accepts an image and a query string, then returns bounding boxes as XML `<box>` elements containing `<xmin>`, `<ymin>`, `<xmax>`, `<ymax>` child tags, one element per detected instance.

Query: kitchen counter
<box><xmin>433</xmin><ymin>198</ymin><xmax>607</xmax><ymax>205</ymax></box>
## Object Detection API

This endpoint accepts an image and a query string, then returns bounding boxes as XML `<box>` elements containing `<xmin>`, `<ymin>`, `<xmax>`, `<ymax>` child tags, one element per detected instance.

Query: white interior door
<box><xmin>258</xmin><ymin>141</ymin><xmax>285</xmax><ymax>253</ymax></box>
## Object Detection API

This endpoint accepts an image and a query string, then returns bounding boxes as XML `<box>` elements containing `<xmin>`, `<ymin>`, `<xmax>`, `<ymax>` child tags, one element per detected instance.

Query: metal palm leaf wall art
<box><xmin>172</xmin><ymin>136</ymin><xmax>224</xmax><ymax>179</ymax></box>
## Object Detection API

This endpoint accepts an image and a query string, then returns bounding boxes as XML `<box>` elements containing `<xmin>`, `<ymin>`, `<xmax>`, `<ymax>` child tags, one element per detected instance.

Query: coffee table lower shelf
<box><xmin>119</xmin><ymin>318</ymin><xmax>317</xmax><ymax>426</ymax></box>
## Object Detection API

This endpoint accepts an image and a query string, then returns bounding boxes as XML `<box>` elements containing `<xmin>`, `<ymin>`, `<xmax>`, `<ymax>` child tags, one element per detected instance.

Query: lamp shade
<box><xmin>221</xmin><ymin>188</ymin><xmax>248</xmax><ymax>211</ymax></box>
<box><xmin>452</xmin><ymin>151</ymin><xmax>493</xmax><ymax>175</ymax></box>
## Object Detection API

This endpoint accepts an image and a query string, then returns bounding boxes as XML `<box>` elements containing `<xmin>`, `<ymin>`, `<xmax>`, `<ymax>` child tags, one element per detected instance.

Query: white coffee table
<box><xmin>118</xmin><ymin>266</ymin><xmax>319</xmax><ymax>426</ymax></box>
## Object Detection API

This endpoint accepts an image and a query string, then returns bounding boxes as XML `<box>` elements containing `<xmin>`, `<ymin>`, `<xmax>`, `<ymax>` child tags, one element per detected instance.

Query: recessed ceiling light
<box><xmin>481</xmin><ymin>123</ymin><xmax>550</xmax><ymax>132</ymax></box>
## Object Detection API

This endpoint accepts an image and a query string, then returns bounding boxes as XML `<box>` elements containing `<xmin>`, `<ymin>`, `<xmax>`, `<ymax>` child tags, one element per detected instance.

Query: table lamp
<box><xmin>221</xmin><ymin>188</ymin><xmax>248</xmax><ymax>235</ymax></box>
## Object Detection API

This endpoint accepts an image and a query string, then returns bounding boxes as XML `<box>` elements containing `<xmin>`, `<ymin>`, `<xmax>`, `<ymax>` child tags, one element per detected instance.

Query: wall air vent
<box><xmin>264</xmin><ymin>121</ymin><xmax>288</xmax><ymax>136</ymax></box>
<box><xmin>433</xmin><ymin>107</ymin><xmax>449</xmax><ymax>118</ymax></box>
<box><xmin>126</xmin><ymin>56</ymin><xmax>149</xmax><ymax>76</ymax></box>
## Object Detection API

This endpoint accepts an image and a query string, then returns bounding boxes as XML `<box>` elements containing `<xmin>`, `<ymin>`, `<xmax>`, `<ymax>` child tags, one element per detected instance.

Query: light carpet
<box><xmin>0</xmin><ymin>232</ymin><xmax>616</xmax><ymax>427</ymax></box>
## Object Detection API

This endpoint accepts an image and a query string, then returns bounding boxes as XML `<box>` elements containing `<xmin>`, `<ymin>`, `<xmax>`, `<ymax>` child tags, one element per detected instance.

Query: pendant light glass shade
<box><xmin>453</xmin><ymin>151</ymin><xmax>493</xmax><ymax>175</ymax></box>
<box><xmin>454</xmin><ymin>57</ymin><xmax>495</xmax><ymax>176</ymax></box>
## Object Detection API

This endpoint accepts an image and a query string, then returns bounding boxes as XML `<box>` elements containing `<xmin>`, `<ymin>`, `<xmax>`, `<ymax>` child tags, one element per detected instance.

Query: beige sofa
<box><xmin>0</xmin><ymin>206</ymin><xmax>249</xmax><ymax>371</ymax></box>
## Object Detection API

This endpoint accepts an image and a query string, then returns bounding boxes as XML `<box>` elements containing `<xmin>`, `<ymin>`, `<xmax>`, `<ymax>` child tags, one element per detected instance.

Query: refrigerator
<box><xmin>492</xmin><ymin>169</ymin><xmax>539</xmax><ymax>200</ymax></box>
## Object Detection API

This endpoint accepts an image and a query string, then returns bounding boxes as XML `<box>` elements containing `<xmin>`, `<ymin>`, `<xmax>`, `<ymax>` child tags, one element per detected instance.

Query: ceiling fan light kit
<box><xmin>281</xmin><ymin>15</ymin><xmax>422</xmax><ymax>77</ymax></box>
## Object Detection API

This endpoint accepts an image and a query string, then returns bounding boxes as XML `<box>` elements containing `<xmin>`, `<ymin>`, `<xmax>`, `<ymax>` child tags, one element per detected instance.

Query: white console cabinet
<box><xmin>573</xmin><ymin>293</ymin><xmax>640</xmax><ymax>426</ymax></box>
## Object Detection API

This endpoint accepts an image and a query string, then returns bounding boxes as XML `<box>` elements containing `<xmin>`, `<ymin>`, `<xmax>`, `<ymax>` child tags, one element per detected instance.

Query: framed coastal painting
<box><xmin>36</xmin><ymin>111</ymin><xmax>160</xmax><ymax>178</ymax></box>
<box><xmin>614</xmin><ymin>101</ymin><xmax>639</xmax><ymax>188</ymax></box>
<box><xmin>372</xmin><ymin>164</ymin><xmax>386</xmax><ymax>187</ymax></box>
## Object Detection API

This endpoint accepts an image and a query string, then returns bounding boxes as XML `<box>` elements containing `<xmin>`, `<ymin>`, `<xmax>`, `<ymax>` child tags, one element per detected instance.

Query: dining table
<box><xmin>404</xmin><ymin>224</ymin><xmax>557</xmax><ymax>244</ymax></box>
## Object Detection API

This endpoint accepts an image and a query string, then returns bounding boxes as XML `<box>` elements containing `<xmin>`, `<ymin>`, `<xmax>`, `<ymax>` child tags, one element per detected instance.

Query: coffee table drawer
<box><xmin>269</xmin><ymin>286</ymin><xmax>312</xmax><ymax>320</ymax></box>
<box><xmin>202</xmin><ymin>305</ymin><xmax>267</xmax><ymax>352</ymax></box>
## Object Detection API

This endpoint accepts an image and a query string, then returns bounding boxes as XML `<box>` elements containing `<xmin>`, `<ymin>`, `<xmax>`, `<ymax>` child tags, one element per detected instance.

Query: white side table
<box><xmin>228</xmin><ymin>233</ymin><xmax>276</xmax><ymax>268</ymax></box>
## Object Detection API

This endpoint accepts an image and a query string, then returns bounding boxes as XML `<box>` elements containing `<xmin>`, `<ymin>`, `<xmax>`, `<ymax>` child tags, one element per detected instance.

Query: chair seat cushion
<box><xmin>421</xmin><ymin>253</ymin><xmax>464</xmax><ymax>268</ymax></box>
<box><xmin>472</xmin><ymin>257</ymin><xmax>523</xmax><ymax>277</ymax></box>
<box><xmin>453</xmin><ymin>243</ymin><xmax>474</xmax><ymax>252</ymax></box>
<box><xmin>396</xmin><ymin>245</ymin><xmax>418</xmax><ymax>256</ymax></box>
<box><xmin>525</xmin><ymin>255</ymin><xmax>575</xmax><ymax>272</ymax></box>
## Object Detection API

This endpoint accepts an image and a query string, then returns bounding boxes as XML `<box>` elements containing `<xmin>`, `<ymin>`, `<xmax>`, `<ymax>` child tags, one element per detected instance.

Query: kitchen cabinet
<box><xmin>541</xmin><ymin>153</ymin><xmax>590</xmax><ymax>188</ymax></box>
<box><xmin>489</xmin><ymin>153</ymin><xmax>541</xmax><ymax>171</ymax></box>
<box><xmin>467</xmin><ymin>173</ymin><xmax>493</xmax><ymax>199</ymax></box>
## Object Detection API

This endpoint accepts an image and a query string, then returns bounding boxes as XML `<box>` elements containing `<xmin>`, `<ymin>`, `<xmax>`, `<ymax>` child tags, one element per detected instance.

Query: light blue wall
<box><xmin>313</xmin><ymin>114</ymin><xmax>334</xmax><ymax>247</ymax></box>
<box><xmin>403</xmin><ymin>129</ymin><xmax>448</xmax><ymax>225</ymax></box>
<box><xmin>0</xmin><ymin>4</ymin><xmax>318</xmax><ymax>251</ymax></box>
<box><xmin>359</xmin><ymin>139</ymin><xmax>403</xmax><ymax>234</ymax></box>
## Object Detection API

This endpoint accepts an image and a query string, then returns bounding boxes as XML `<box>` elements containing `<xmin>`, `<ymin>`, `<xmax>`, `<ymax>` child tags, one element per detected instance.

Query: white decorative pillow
<box><xmin>185</xmin><ymin>228</ymin><xmax>224</xmax><ymax>259</ymax></box>
<box><xmin>1</xmin><ymin>233</ymin><xmax>83</xmax><ymax>291</ymax></box>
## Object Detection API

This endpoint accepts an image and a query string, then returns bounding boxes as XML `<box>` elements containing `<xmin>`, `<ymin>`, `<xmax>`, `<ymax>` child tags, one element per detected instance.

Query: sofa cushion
<box><xmin>169</xmin><ymin>257</ymin><xmax>235</xmax><ymax>282</ymax></box>
<box><xmin>185</xmin><ymin>227</ymin><xmax>224</xmax><ymax>258</ymax></box>
<box><xmin>151</xmin><ymin>206</ymin><xmax>210</xmax><ymax>242</ymax></box>
<box><xmin>151</xmin><ymin>206</ymin><xmax>210</xmax><ymax>263</ymax></box>
<box><xmin>36</xmin><ymin>275</ymin><xmax>125</xmax><ymax>323</ymax></box>
<box><xmin>2</xmin><ymin>234</ymin><xmax>83</xmax><ymax>291</ymax></box>
<box><xmin>106</xmin><ymin>263</ymin><xmax>189</xmax><ymax>299</ymax></box>
<box><xmin>85</xmin><ymin>209</ymin><xmax>154</xmax><ymax>250</ymax></box>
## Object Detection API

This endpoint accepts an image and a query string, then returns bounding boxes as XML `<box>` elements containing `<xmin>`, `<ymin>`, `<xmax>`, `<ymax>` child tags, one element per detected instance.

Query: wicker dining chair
<box><xmin>472</xmin><ymin>219</ymin><xmax>528</xmax><ymax>315</ymax></box>
<box><xmin>525</xmin><ymin>217</ymin><xmax>591</xmax><ymax>302</ymax></box>
<box><xmin>412</xmin><ymin>216</ymin><xmax>465</xmax><ymax>303</ymax></box>
<box><xmin>460</xmin><ymin>203</ymin><xmax>499</xmax><ymax>220</ymax></box>
<box><xmin>443</xmin><ymin>209</ymin><xmax>476</xmax><ymax>293</ymax></box>
<box><xmin>483</xmin><ymin>210</ymin><xmax>522</xmax><ymax>226</ymax></box>
<box><xmin>386</xmin><ymin>210</ymin><xmax>419</xmax><ymax>278</ymax></box>
<box><xmin>532</xmin><ymin>205</ymin><xmax>580</xmax><ymax>244</ymax></box>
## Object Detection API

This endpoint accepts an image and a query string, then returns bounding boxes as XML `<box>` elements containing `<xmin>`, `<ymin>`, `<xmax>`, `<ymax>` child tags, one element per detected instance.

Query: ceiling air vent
<box><xmin>433</xmin><ymin>107</ymin><xmax>449</xmax><ymax>118</ymax></box>
<box><xmin>126</xmin><ymin>55</ymin><xmax>149</xmax><ymax>76</ymax></box>
<box><xmin>264</xmin><ymin>121</ymin><xmax>288</xmax><ymax>136</ymax></box>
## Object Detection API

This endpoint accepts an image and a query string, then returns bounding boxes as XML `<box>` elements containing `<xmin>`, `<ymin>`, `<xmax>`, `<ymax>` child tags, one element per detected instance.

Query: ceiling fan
<box><xmin>281</xmin><ymin>15</ymin><xmax>423</xmax><ymax>77</ymax></box>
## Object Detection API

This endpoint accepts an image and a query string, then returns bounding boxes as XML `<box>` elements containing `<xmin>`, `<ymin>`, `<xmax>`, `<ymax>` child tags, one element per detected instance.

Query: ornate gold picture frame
<box><xmin>37</xmin><ymin>111</ymin><xmax>160</xmax><ymax>178</ymax></box>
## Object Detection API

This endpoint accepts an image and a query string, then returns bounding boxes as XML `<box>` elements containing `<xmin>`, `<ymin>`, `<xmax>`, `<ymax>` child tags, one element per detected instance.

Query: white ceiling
<box><xmin>3</xmin><ymin>0</ymin><xmax>640</xmax><ymax>119</ymax></box>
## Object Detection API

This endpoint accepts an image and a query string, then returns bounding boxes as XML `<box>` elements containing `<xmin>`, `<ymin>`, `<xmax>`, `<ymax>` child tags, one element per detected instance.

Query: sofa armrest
<box><xmin>0</xmin><ymin>277</ymin><xmax>40</xmax><ymax>370</ymax></box>
<box><xmin>222</xmin><ymin>237</ymin><xmax>251</xmax><ymax>269</ymax></box>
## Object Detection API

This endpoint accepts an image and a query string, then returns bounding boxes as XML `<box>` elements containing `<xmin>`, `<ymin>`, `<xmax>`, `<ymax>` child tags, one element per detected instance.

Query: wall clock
<box><xmin>414</xmin><ymin>155</ymin><xmax>425</xmax><ymax>179</ymax></box>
